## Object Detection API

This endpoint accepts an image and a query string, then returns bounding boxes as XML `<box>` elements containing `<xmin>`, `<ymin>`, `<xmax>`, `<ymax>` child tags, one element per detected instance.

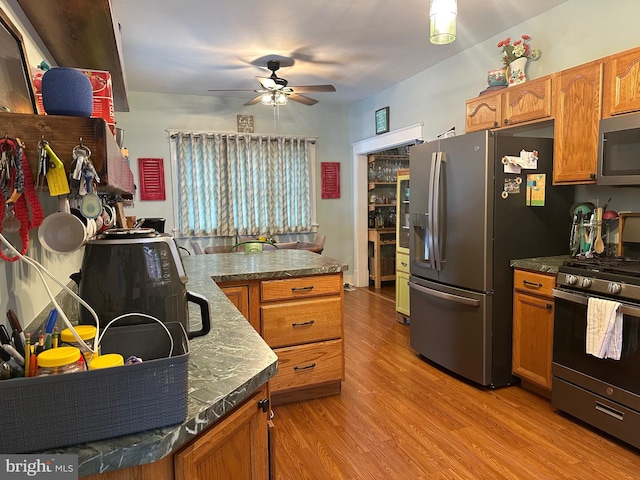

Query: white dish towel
<box><xmin>586</xmin><ymin>297</ymin><xmax>623</xmax><ymax>360</ymax></box>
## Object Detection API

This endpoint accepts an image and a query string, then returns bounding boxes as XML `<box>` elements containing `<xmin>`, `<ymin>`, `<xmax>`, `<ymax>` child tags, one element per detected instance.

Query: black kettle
<box><xmin>73</xmin><ymin>229</ymin><xmax>210</xmax><ymax>339</ymax></box>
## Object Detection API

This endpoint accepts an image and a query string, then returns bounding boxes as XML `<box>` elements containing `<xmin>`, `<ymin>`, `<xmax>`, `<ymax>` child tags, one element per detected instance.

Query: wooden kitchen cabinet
<box><xmin>260</xmin><ymin>273</ymin><xmax>344</xmax><ymax>404</ymax></box>
<box><xmin>395</xmin><ymin>256</ymin><xmax>410</xmax><ymax>321</ymax></box>
<box><xmin>512</xmin><ymin>269</ymin><xmax>556</xmax><ymax>395</ymax></box>
<box><xmin>218</xmin><ymin>272</ymin><xmax>345</xmax><ymax>405</ymax></box>
<box><xmin>553</xmin><ymin>59</ymin><xmax>603</xmax><ymax>185</ymax></box>
<box><xmin>368</xmin><ymin>228</ymin><xmax>396</xmax><ymax>289</ymax></box>
<box><xmin>80</xmin><ymin>387</ymin><xmax>270</xmax><ymax>480</ymax></box>
<box><xmin>220</xmin><ymin>284</ymin><xmax>250</xmax><ymax>320</ymax></box>
<box><xmin>465</xmin><ymin>75</ymin><xmax>552</xmax><ymax>133</ymax></box>
<box><xmin>602</xmin><ymin>45</ymin><xmax>640</xmax><ymax>118</ymax></box>
<box><xmin>465</xmin><ymin>90</ymin><xmax>503</xmax><ymax>132</ymax></box>
<box><xmin>395</xmin><ymin>169</ymin><xmax>410</xmax><ymax>322</ymax></box>
<box><xmin>501</xmin><ymin>75</ymin><xmax>552</xmax><ymax>127</ymax></box>
<box><xmin>174</xmin><ymin>387</ymin><xmax>269</xmax><ymax>480</ymax></box>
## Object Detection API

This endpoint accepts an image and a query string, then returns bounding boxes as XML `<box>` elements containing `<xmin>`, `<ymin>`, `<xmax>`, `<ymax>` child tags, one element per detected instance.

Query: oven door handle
<box><xmin>552</xmin><ymin>288</ymin><xmax>640</xmax><ymax>317</ymax></box>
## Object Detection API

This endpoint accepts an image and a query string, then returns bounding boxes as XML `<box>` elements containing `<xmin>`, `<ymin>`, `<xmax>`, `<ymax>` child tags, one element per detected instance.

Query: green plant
<box><xmin>498</xmin><ymin>35</ymin><xmax>541</xmax><ymax>67</ymax></box>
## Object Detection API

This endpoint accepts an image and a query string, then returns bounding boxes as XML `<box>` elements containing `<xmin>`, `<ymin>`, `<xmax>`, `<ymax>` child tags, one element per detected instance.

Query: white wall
<box><xmin>114</xmin><ymin>91</ymin><xmax>352</xmax><ymax>267</ymax></box>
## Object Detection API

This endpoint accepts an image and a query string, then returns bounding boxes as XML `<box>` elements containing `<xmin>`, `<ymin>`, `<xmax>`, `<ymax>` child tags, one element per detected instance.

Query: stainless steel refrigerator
<box><xmin>408</xmin><ymin>130</ymin><xmax>573</xmax><ymax>388</ymax></box>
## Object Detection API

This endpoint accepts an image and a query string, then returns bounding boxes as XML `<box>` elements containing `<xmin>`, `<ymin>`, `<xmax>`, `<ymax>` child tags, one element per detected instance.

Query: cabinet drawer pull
<box><xmin>292</xmin><ymin>319</ymin><xmax>315</xmax><ymax>327</ymax></box>
<box><xmin>258</xmin><ymin>398</ymin><xmax>270</xmax><ymax>413</ymax></box>
<box><xmin>595</xmin><ymin>401</ymin><xmax>624</xmax><ymax>421</ymax></box>
<box><xmin>522</xmin><ymin>280</ymin><xmax>543</xmax><ymax>288</ymax></box>
<box><xmin>291</xmin><ymin>286</ymin><xmax>314</xmax><ymax>292</ymax></box>
<box><xmin>401</xmin><ymin>261</ymin><xmax>408</xmax><ymax>267</ymax></box>
<box><xmin>293</xmin><ymin>363</ymin><xmax>317</xmax><ymax>371</ymax></box>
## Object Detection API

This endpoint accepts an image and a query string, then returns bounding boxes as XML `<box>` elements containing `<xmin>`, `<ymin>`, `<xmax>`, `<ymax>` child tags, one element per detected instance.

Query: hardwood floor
<box><xmin>273</xmin><ymin>286</ymin><xmax>640</xmax><ymax>479</ymax></box>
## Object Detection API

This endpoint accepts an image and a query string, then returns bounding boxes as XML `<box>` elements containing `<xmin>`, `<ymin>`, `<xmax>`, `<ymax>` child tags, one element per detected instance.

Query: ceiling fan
<box><xmin>208</xmin><ymin>60</ymin><xmax>336</xmax><ymax>106</ymax></box>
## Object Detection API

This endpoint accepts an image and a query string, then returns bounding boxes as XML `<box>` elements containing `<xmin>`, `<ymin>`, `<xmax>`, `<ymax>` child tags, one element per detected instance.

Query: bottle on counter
<box><xmin>60</xmin><ymin>325</ymin><xmax>98</xmax><ymax>366</ymax></box>
<box><xmin>89</xmin><ymin>353</ymin><xmax>124</xmax><ymax>370</ymax></box>
<box><xmin>36</xmin><ymin>346</ymin><xmax>85</xmax><ymax>376</ymax></box>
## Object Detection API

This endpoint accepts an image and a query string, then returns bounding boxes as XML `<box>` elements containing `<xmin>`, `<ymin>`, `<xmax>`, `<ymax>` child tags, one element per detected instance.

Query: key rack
<box><xmin>0</xmin><ymin>112</ymin><xmax>134</xmax><ymax>196</ymax></box>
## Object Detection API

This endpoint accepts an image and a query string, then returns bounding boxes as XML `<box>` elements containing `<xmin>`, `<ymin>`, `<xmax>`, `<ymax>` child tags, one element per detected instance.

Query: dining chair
<box><xmin>190</xmin><ymin>240</ymin><xmax>204</xmax><ymax>255</ymax></box>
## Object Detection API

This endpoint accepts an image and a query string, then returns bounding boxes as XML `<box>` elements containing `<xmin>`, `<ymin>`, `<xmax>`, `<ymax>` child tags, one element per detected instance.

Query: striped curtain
<box><xmin>172</xmin><ymin>132</ymin><xmax>313</xmax><ymax>237</ymax></box>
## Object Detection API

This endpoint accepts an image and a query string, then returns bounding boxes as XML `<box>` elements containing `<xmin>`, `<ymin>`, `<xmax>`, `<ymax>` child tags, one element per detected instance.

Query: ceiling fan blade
<box><xmin>208</xmin><ymin>88</ymin><xmax>256</xmax><ymax>92</ymax></box>
<box><xmin>244</xmin><ymin>95</ymin><xmax>263</xmax><ymax>106</ymax></box>
<box><xmin>289</xmin><ymin>85</ymin><xmax>336</xmax><ymax>93</ymax></box>
<box><xmin>257</xmin><ymin>76</ymin><xmax>278</xmax><ymax>90</ymax></box>
<box><xmin>289</xmin><ymin>93</ymin><xmax>318</xmax><ymax>106</ymax></box>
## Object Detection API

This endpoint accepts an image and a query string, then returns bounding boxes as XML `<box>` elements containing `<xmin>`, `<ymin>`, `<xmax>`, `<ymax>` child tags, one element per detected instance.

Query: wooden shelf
<box><xmin>1</xmin><ymin>112</ymin><xmax>134</xmax><ymax>195</ymax></box>
<box><xmin>18</xmin><ymin>0</ymin><xmax>129</xmax><ymax>112</ymax></box>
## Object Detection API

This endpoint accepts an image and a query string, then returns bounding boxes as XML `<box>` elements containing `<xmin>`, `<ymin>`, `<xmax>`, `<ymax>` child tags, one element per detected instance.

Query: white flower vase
<box><xmin>507</xmin><ymin>57</ymin><xmax>528</xmax><ymax>86</ymax></box>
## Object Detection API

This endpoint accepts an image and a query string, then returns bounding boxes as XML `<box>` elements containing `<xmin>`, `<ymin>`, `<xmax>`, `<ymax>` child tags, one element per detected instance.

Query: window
<box><xmin>170</xmin><ymin>132</ymin><xmax>315</xmax><ymax>237</ymax></box>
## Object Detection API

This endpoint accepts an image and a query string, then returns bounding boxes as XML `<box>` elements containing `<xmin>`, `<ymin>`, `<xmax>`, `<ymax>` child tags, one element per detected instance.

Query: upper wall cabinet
<box><xmin>602</xmin><ymin>46</ymin><xmax>640</xmax><ymax>118</ymax></box>
<box><xmin>465</xmin><ymin>91</ymin><xmax>502</xmax><ymax>132</ymax></box>
<box><xmin>17</xmin><ymin>0</ymin><xmax>129</xmax><ymax>112</ymax></box>
<box><xmin>501</xmin><ymin>75</ymin><xmax>553</xmax><ymax>127</ymax></box>
<box><xmin>552</xmin><ymin>60</ymin><xmax>603</xmax><ymax>185</ymax></box>
<box><xmin>465</xmin><ymin>75</ymin><xmax>552</xmax><ymax>133</ymax></box>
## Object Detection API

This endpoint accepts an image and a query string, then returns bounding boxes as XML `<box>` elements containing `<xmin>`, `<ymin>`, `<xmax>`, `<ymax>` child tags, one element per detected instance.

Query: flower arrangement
<box><xmin>498</xmin><ymin>35</ymin><xmax>541</xmax><ymax>67</ymax></box>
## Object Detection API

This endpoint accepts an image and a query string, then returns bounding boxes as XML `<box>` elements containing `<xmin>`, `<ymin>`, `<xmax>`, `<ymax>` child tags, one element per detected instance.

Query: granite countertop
<box><xmin>43</xmin><ymin>249</ymin><xmax>346</xmax><ymax>477</ymax></box>
<box><xmin>510</xmin><ymin>255</ymin><xmax>571</xmax><ymax>274</ymax></box>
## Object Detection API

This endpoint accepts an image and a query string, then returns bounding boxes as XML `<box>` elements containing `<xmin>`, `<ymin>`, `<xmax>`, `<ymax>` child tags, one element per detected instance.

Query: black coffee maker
<box><xmin>73</xmin><ymin>229</ymin><xmax>210</xmax><ymax>339</ymax></box>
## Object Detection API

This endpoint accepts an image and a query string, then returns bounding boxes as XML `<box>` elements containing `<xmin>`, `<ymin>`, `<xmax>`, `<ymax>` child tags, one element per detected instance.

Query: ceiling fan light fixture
<box><xmin>429</xmin><ymin>0</ymin><xmax>457</xmax><ymax>45</ymax></box>
<box><xmin>261</xmin><ymin>92</ymin><xmax>289</xmax><ymax>106</ymax></box>
<box><xmin>275</xmin><ymin>92</ymin><xmax>288</xmax><ymax>105</ymax></box>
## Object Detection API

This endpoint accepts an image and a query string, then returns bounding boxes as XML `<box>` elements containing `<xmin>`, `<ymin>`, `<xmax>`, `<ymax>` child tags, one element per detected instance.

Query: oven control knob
<box><xmin>565</xmin><ymin>274</ymin><xmax>578</xmax><ymax>286</ymax></box>
<box><xmin>608</xmin><ymin>282</ymin><xmax>622</xmax><ymax>294</ymax></box>
<box><xmin>580</xmin><ymin>277</ymin><xmax>592</xmax><ymax>288</ymax></box>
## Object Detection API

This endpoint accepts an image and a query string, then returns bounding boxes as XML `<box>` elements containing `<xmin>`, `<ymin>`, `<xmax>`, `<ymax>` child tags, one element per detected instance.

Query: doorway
<box><xmin>351</xmin><ymin>123</ymin><xmax>423</xmax><ymax>287</ymax></box>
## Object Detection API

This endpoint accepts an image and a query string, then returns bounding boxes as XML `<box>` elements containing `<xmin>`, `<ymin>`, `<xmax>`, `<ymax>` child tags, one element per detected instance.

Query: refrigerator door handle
<box><xmin>432</xmin><ymin>152</ymin><xmax>444</xmax><ymax>271</ymax></box>
<box><xmin>427</xmin><ymin>152</ymin><xmax>438</xmax><ymax>270</ymax></box>
<box><xmin>409</xmin><ymin>281</ymin><xmax>481</xmax><ymax>307</ymax></box>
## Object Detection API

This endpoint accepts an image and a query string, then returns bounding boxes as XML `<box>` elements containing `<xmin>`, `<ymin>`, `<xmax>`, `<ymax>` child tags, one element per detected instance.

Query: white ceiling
<box><xmin>112</xmin><ymin>0</ymin><xmax>569</xmax><ymax>107</ymax></box>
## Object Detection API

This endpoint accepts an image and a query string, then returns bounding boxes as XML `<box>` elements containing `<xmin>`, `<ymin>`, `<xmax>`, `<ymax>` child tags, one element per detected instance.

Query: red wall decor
<box><xmin>138</xmin><ymin>158</ymin><xmax>166</xmax><ymax>201</ymax></box>
<box><xmin>321</xmin><ymin>162</ymin><xmax>340</xmax><ymax>199</ymax></box>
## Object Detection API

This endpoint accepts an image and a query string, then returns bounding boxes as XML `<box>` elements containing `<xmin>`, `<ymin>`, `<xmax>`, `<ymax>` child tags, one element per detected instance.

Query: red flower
<box><xmin>513</xmin><ymin>40</ymin><xmax>522</xmax><ymax>46</ymax></box>
<box><xmin>522</xmin><ymin>34</ymin><xmax>531</xmax><ymax>40</ymax></box>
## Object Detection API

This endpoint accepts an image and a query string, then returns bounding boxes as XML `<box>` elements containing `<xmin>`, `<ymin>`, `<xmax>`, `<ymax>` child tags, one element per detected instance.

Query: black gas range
<box><xmin>557</xmin><ymin>256</ymin><xmax>640</xmax><ymax>302</ymax></box>
<box><xmin>553</xmin><ymin>256</ymin><xmax>640</xmax><ymax>450</ymax></box>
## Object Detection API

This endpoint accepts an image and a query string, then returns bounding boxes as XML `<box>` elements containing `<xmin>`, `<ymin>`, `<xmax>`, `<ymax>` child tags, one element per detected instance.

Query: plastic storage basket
<box><xmin>0</xmin><ymin>322</ymin><xmax>189</xmax><ymax>453</ymax></box>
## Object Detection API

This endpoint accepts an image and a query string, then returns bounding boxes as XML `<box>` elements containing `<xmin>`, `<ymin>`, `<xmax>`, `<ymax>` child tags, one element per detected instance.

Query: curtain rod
<box><xmin>166</xmin><ymin>129</ymin><xmax>317</xmax><ymax>142</ymax></box>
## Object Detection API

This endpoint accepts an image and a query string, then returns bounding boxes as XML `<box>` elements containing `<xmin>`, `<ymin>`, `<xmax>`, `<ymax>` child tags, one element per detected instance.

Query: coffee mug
<box><xmin>97</xmin><ymin>204</ymin><xmax>116</xmax><ymax>233</ymax></box>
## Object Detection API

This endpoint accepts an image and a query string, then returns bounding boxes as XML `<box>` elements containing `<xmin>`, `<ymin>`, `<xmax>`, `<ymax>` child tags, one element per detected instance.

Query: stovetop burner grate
<box><xmin>561</xmin><ymin>257</ymin><xmax>640</xmax><ymax>278</ymax></box>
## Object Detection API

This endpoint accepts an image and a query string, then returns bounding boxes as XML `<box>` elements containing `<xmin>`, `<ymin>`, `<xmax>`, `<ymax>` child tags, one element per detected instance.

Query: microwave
<box><xmin>597</xmin><ymin>114</ymin><xmax>640</xmax><ymax>185</ymax></box>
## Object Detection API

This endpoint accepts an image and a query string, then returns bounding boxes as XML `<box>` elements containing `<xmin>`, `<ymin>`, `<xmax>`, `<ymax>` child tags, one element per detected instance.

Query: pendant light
<box><xmin>429</xmin><ymin>0</ymin><xmax>457</xmax><ymax>45</ymax></box>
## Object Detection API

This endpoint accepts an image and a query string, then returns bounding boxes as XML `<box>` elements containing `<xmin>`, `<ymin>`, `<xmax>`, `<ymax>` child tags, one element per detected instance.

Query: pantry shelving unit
<box><xmin>367</xmin><ymin>153</ymin><xmax>409</xmax><ymax>289</ymax></box>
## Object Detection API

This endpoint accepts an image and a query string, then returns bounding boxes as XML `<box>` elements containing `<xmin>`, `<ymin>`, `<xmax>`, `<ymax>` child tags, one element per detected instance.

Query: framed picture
<box><xmin>375</xmin><ymin>107</ymin><xmax>389</xmax><ymax>135</ymax></box>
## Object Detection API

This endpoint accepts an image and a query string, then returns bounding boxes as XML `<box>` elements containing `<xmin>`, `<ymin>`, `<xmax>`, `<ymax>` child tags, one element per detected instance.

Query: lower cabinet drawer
<box><xmin>269</xmin><ymin>339</ymin><xmax>344</xmax><ymax>393</ymax></box>
<box><xmin>261</xmin><ymin>297</ymin><xmax>342</xmax><ymax>348</ymax></box>
<box><xmin>261</xmin><ymin>274</ymin><xmax>342</xmax><ymax>302</ymax></box>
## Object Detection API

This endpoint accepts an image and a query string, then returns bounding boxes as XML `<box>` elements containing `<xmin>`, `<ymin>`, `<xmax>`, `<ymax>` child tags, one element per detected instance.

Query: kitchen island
<box><xmin>35</xmin><ymin>249</ymin><xmax>345</xmax><ymax>478</ymax></box>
